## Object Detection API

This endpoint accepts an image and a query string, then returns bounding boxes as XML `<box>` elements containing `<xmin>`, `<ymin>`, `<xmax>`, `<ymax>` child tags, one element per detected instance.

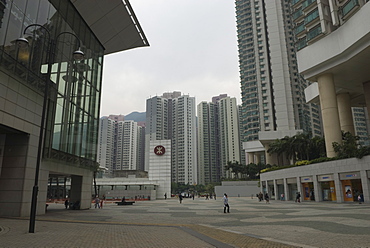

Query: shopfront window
<box><xmin>342</xmin><ymin>179</ymin><xmax>362</xmax><ymax>202</ymax></box>
<box><xmin>321</xmin><ymin>181</ymin><xmax>336</xmax><ymax>201</ymax></box>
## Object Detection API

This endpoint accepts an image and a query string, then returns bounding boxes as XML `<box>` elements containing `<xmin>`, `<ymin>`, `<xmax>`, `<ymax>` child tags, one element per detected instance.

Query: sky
<box><xmin>100</xmin><ymin>0</ymin><xmax>241</xmax><ymax>117</ymax></box>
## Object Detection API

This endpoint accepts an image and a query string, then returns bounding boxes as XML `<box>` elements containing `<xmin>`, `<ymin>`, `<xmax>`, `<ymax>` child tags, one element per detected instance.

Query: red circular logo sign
<box><xmin>154</xmin><ymin>145</ymin><xmax>165</xmax><ymax>155</ymax></box>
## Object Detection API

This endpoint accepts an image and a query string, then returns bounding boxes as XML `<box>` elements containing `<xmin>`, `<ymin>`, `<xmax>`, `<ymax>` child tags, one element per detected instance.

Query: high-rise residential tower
<box><xmin>146</xmin><ymin>92</ymin><xmax>197</xmax><ymax>185</ymax></box>
<box><xmin>98</xmin><ymin>116</ymin><xmax>142</xmax><ymax>175</ymax></box>
<box><xmin>197</xmin><ymin>101</ymin><xmax>220</xmax><ymax>184</ymax></box>
<box><xmin>97</xmin><ymin>116</ymin><xmax>114</xmax><ymax>172</ymax></box>
<box><xmin>197</xmin><ymin>95</ymin><xmax>242</xmax><ymax>184</ymax></box>
<box><xmin>235</xmin><ymin>0</ymin><xmax>322</xmax><ymax>165</ymax></box>
<box><xmin>260</xmin><ymin>1</ymin><xmax>370</xmax><ymax>204</ymax></box>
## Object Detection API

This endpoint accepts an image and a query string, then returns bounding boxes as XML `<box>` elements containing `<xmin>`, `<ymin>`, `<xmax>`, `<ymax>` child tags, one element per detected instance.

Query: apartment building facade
<box><xmin>146</xmin><ymin>92</ymin><xmax>197</xmax><ymax>185</ymax></box>
<box><xmin>197</xmin><ymin>95</ymin><xmax>242</xmax><ymax>184</ymax></box>
<box><xmin>235</xmin><ymin>0</ymin><xmax>322</xmax><ymax>165</ymax></box>
<box><xmin>98</xmin><ymin>115</ymin><xmax>142</xmax><ymax>175</ymax></box>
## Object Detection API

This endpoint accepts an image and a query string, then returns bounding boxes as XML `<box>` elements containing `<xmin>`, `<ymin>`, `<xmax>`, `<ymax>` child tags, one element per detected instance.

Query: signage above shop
<box><xmin>339</xmin><ymin>172</ymin><xmax>361</xmax><ymax>180</ymax></box>
<box><xmin>318</xmin><ymin>174</ymin><xmax>334</xmax><ymax>182</ymax></box>
<box><xmin>301</xmin><ymin>176</ymin><xmax>313</xmax><ymax>183</ymax></box>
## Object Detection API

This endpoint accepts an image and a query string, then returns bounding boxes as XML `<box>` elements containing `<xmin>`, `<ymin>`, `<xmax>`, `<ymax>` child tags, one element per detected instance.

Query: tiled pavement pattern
<box><xmin>1</xmin><ymin>197</ymin><xmax>369</xmax><ymax>247</ymax></box>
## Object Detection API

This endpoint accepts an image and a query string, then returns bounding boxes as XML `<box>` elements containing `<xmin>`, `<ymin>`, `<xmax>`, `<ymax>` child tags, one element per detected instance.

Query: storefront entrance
<box><xmin>318</xmin><ymin>174</ymin><xmax>336</xmax><ymax>201</ymax></box>
<box><xmin>320</xmin><ymin>181</ymin><xmax>336</xmax><ymax>201</ymax></box>
<box><xmin>342</xmin><ymin>179</ymin><xmax>363</xmax><ymax>202</ymax></box>
<box><xmin>288</xmin><ymin>183</ymin><xmax>298</xmax><ymax>201</ymax></box>
<box><xmin>302</xmin><ymin>182</ymin><xmax>315</xmax><ymax>201</ymax></box>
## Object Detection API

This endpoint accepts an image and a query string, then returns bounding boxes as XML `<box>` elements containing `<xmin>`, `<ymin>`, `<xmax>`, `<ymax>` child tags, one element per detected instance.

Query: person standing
<box><xmin>223</xmin><ymin>193</ymin><xmax>230</xmax><ymax>213</ymax></box>
<box><xmin>64</xmin><ymin>199</ymin><xmax>69</xmax><ymax>209</ymax></box>
<box><xmin>94</xmin><ymin>196</ymin><xmax>100</xmax><ymax>209</ymax></box>
<box><xmin>179</xmin><ymin>194</ymin><xmax>183</xmax><ymax>204</ymax></box>
<box><xmin>100</xmin><ymin>198</ymin><xmax>103</xmax><ymax>209</ymax></box>
<box><xmin>164</xmin><ymin>193</ymin><xmax>167</xmax><ymax>200</ymax></box>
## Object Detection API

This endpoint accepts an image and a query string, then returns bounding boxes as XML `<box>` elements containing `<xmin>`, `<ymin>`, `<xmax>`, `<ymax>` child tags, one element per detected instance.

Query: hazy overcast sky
<box><xmin>100</xmin><ymin>0</ymin><xmax>240</xmax><ymax>117</ymax></box>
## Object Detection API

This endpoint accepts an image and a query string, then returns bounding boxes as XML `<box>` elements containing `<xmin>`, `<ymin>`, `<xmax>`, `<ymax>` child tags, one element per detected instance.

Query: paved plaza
<box><xmin>1</xmin><ymin>197</ymin><xmax>370</xmax><ymax>247</ymax></box>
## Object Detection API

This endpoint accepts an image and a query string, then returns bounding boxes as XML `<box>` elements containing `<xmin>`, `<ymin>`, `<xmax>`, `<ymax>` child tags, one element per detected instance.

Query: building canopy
<box><xmin>72</xmin><ymin>0</ymin><xmax>149</xmax><ymax>54</ymax></box>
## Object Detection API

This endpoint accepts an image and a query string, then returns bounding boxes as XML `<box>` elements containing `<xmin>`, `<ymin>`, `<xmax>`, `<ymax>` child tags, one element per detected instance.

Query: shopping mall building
<box><xmin>0</xmin><ymin>0</ymin><xmax>148</xmax><ymax>217</ymax></box>
<box><xmin>261</xmin><ymin>1</ymin><xmax>370</xmax><ymax>203</ymax></box>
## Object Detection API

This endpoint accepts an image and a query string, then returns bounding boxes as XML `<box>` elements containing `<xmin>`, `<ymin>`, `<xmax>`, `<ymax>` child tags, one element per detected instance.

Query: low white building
<box><xmin>260</xmin><ymin>156</ymin><xmax>370</xmax><ymax>203</ymax></box>
<box><xmin>96</xmin><ymin>140</ymin><xmax>171</xmax><ymax>200</ymax></box>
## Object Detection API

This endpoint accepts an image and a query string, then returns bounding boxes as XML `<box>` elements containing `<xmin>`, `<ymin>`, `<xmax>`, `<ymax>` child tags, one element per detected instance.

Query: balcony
<box><xmin>292</xmin><ymin>8</ymin><xmax>303</xmax><ymax>20</ymax></box>
<box><xmin>296</xmin><ymin>37</ymin><xmax>307</xmax><ymax>50</ymax></box>
<box><xmin>304</xmin><ymin>8</ymin><xmax>319</xmax><ymax>25</ymax></box>
<box><xmin>294</xmin><ymin>23</ymin><xmax>306</xmax><ymax>35</ymax></box>
<box><xmin>302</xmin><ymin>0</ymin><xmax>316</xmax><ymax>10</ymax></box>
<box><xmin>341</xmin><ymin>0</ymin><xmax>360</xmax><ymax>19</ymax></box>
<box><xmin>291</xmin><ymin>0</ymin><xmax>302</xmax><ymax>7</ymax></box>
<box><xmin>307</xmin><ymin>24</ymin><xmax>322</xmax><ymax>41</ymax></box>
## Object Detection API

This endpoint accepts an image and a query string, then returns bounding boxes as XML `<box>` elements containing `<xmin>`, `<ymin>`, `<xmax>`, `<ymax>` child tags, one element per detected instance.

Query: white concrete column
<box><xmin>283</xmin><ymin>178</ymin><xmax>289</xmax><ymax>201</ymax></box>
<box><xmin>362</xmin><ymin>82</ymin><xmax>370</xmax><ymax>121</ymax></box>
<box><xmin>360</xmin><ymin>170</ymin><xmax>369</xmax><ymax>204</ymax></box>
<box><xmin>264</xmin><ymin>144</ymin><xmax>277</xmax><ymax>166</ymax></box>
<box><xmin>313</xmin><ymin>175</ymin><xmax>321</xmax><ymax>202</ymax></box>
<box><xmin>273</xmin><ymin>179</ymin><xmax>278</xmax><ymax>201</ymax></box>
<box><xmin>248</xmin><ymin>152</ymin><xmax>254</xmax><ymax>164</ymax></box>
<box><xmin>317</xmin><ymin>73</ymin><xmax>342</xmax><ymax>157</ymax></box>
<box><xmin>296</xmin><ymin>177</ymin><xmax>303</xmax><ymax>201</ymax></box>
<box><xmin>255</xmin><ymin>154</ymin><xmax>261</xmax><ymax>164</ymax></box>
<box><xmin>333</xmin><ymin>173</ymin><xmax>343</xmax><ymax>203</ymax></box>
<box><xmin>337</xmin><ymin>93</ymin><xmax>355</xmax><ymax>135</ymax></box>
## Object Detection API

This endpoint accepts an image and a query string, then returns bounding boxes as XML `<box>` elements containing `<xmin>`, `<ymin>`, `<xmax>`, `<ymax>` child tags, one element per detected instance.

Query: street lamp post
<box><xmin>17</xmin><ymin>24</ymin><xmax>84</xmax><ymax>233</ymax></box>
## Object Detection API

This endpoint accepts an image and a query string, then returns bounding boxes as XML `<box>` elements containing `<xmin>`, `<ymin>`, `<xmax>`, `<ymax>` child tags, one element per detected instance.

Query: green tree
<box><xmin>246</xmin><ymin>162</ymin><xmax>271</xmax><ymax>179</ymax></box>
<box><xmin>268</xmin><ymin>133</ymin><xmax>326</xmax><ymax>164</ymax></box>
<box><xmin>309</xmin><ymin>136</ymin><xmax>326</xmax><ymax>160</ymax></box>
<box><xmin>225</xmin><ymin>161</ymin><xmax>243</xmax><ymax>179</ymax></box>
<box><xmin>267</xmin><ymin>137</ymin><xmax>290</xmax><ymax>165</ymax></box>
<box><xmin>333</xmin><ymin>131</ymin><xmax>360</xmax><ymax>158</ymax></box>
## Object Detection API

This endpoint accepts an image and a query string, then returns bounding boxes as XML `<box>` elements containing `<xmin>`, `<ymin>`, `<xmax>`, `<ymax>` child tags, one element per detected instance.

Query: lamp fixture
<box><xmin>73</xmin><ymin>49</ymin><xmax>85</xmax><ymax>61</ymax></box>
<box><xmin>16</xmin><ymin>37</ymin><xmax>29</xmax><ymax>48</ymax></box>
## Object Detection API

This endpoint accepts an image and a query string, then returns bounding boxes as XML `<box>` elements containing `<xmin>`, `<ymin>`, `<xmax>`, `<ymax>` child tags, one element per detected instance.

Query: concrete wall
<box><xmin>215</xmin><ymin>181</ymin><xmax>260</xmax><ymax>197</ymax></box>
<box><xmin>149</xmin><ymin>140</ymin><xmax>171</xmax><ymax>199</ymax></box>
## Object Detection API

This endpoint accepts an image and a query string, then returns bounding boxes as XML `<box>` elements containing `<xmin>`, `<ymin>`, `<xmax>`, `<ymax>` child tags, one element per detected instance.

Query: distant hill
<box><xmin>125</xmin><ymin>112</ymin><xmax>146</xmax><ymax>122</ymax></box>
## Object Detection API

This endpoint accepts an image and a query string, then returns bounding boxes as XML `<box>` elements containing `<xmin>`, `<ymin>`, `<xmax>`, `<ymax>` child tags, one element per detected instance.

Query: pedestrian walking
<box><xmin>100</xmin><ymin>199</ymin><xmax>103</xmax><ymax>209</ymax></box>
<box><xmin>223</xmin><ymin>193</ymin><xmax>230</xmax><ymax>213</ymax></box>
<box><xmin>264</xmin><ymin>192</ymin><xmax>270</xmax><ymax>204</ymax></box>
<box><xmin>295</xmin><ymin>192</ymin><xmax>301</xmax><ymax>203</ymax></box>
<box><xmin>179</xmin><ymin>194</ymin><xmax>183</xmax><ymax>204</ymax></box>
<box><xmin>64</xmin><ymin>199</ymin><xmax>69</xmax><ymax>209</ymax></box>
<box><xmin>164</xmin><ymin>193</ymin><xmax>167</xmax><ymax>200</ymax></box>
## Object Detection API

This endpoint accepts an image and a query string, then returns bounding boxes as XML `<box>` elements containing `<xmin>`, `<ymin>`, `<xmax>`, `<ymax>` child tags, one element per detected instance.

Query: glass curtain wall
<box><xmin>0</xmin><ymin>0</ymin><xmax>104</xmax><ymax>165</ymax></box>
